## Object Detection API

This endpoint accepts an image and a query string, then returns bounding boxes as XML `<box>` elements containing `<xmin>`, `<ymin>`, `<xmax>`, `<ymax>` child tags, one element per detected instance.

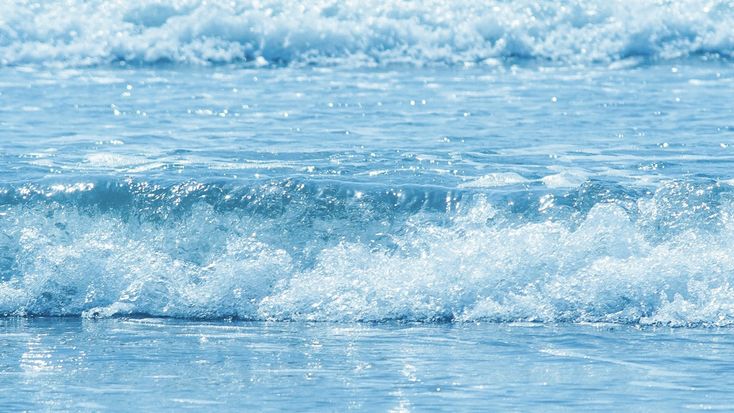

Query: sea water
<box><xmin>3</xmin><ymin>318</ymin><xmax>734</xmax><ymax>411</ymax></box>
<box><xmin>2</xmin><ymin>0</ymin><xmax>734</xmax><ymax>410</ymax></box>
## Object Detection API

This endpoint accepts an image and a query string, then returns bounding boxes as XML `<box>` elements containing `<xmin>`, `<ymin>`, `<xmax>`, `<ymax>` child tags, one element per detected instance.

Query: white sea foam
<box><xmin>1</xmin><ymin>0</ymin><xmax>733</xmax><ymax>67</ymax></box>
<box><xmin>541</xmin><ymin>169</ymin><xmax>590</xmax><ymax>189</ymax></box>
<box><xmin>2</xmin><ymin>185</ymin><xmax>734</xmax><ymax>326</ymax></box>
<box><xmin>459</xmin><ymin>172</ymin><xmax>529</xmax><ymax>188</ymax></box>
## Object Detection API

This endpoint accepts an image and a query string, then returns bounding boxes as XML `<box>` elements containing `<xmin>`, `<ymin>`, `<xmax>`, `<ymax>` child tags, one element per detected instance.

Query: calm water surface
<box><xmin>2</xmin><ymin>318</ymin><xmax>734</xmax><ymax>411</ymax></box>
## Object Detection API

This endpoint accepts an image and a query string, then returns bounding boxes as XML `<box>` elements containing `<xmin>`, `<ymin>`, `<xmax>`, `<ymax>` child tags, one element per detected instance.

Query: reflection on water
<box><xmin>1</xmin><ymin>318</ymin><xmax>734</xmax><ymax>411</ymax></box>
<box><xmin>21</xmin><ymin>335</ymin><xmax>57</xmax><ymax>374</ymax></box>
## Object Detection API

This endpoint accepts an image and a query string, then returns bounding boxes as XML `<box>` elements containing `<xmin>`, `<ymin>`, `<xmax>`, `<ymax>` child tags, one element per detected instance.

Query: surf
<box><xmin>2</xmin><ymin>0</ymin><xmax>733</xmax><ymax>67</ymax></box>
<box><xmin>0</xmin><ymin>178</ymin><xmax>732</xmax><ymax>326</ymax></box>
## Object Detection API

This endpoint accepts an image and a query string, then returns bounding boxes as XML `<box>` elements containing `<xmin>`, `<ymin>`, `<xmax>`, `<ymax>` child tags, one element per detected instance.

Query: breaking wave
<box><xmin>2</xmin><ymin>0</ymin><xmax>734</xmax><ymax>67</ymax></box>
<box><xmin>2</xmin><ymin>178</ymin><xmax>734</xmax><ymax>326</ymax></box>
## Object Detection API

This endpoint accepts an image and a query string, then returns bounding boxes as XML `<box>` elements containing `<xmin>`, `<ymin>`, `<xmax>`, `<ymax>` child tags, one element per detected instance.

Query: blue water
<box><xmin>2</xmin><ymin>319</ymin><xmax>734</xmax><ymax>412</ymax></box>
<box><xmin>3</xmin><ymin>0</ymin><xmax>734</xmax><ymax>410</ymax></box>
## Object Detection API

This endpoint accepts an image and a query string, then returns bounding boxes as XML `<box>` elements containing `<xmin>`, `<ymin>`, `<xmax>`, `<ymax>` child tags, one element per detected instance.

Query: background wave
<box><xmin>2</xmin><ymin>0</ymin><xmax>734</xmax><ymax>67</ymax></box>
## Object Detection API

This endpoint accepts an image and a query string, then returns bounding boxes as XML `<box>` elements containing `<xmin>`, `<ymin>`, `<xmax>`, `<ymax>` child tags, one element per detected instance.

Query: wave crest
<box><xmin>2</xmin><ymin>0</ymin><xmax>734</xmax><ymax>67</ymax></box>
<box><xmin>2</xmin><ymin>179</ymin><xmax>734</xmax><ymax>325</ymax></box>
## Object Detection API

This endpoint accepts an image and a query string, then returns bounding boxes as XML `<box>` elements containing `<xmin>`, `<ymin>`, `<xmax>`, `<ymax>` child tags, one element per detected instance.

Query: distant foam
<box><xmin>2</xmin><ymin>178</ymin><xmax>734</xmax><ymax>326</ymax></box>
<box><xmin>1</xmin><ymin>0</ymin><xmax>733</xmax><ymax>67</ymax></box>
<box><xmin>459</xmin><ymin>173</ymin><xmax>529</xmax><ymax>188</ymax></box>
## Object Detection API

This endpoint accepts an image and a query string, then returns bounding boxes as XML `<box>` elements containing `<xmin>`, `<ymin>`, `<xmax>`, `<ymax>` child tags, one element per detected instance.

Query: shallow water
<box><xmin>1</xmin><ymin>318</ymin><xmax>734</xmax><ymax>411</ymax></box>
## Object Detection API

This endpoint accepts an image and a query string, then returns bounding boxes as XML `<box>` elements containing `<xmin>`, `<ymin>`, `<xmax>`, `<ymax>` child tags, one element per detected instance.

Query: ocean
<box><xmin>2</xmin><ymin>0</ymin><xmax>734</xmax><ymax>410</ymax></box>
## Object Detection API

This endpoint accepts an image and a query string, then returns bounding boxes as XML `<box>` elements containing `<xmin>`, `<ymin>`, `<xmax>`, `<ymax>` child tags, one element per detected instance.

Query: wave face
<box><xmin>2</xmin><ymin>178</ymin><xmax>734</xmax><ymax>326</ymax></box>
<box><xmin>2</xmin><ymin>0</ymin><xmax>734</xmax><ymax>67</ymax></box>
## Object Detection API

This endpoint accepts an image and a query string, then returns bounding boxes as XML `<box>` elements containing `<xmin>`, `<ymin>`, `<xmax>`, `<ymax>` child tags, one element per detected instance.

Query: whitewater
<box><xmin>2</xmin><ymin>0</ymin><xmax>734</xmax><ymax>67</ymax></box>
<box><xmin>4</xmin><ymin>177</ymin><xmax>734</xmax><ymax>326</ymax></box>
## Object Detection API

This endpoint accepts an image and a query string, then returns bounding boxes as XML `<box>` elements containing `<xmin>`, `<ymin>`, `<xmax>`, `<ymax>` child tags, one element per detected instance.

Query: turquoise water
<box><xmin>3</xmin><ymin>0</ymin><xmax>734</xmax><ymax>410</ymax></box>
